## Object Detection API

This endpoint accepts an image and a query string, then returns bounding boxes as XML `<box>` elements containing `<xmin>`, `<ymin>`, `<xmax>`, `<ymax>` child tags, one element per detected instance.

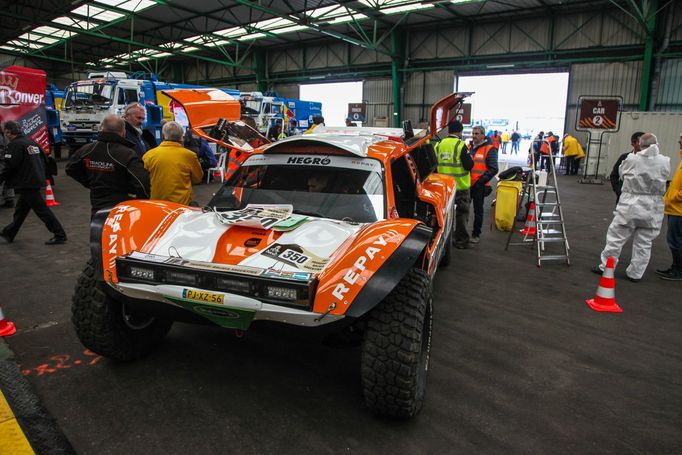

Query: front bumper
<box><xmin>111</xmin><ymin>253</ymin><xmax>342</xmax><ymax>330</ymax></box>
<box><xmin>111</xmin><ymin>282</ymin><xmax>343</xmax><ymax>329</ymax></box>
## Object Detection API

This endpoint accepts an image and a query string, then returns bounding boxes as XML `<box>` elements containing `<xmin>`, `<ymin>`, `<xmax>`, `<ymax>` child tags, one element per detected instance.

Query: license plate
<box><xmin>183</xmin><ymin>289</ymin><xmax>224</xmax><ymax>304</ymax></box>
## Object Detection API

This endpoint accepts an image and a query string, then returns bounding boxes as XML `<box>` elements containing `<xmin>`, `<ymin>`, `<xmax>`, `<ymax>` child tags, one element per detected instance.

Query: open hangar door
<box><xmin>455</xmin><ymin>71</ymin><xmax>570</xmax><ymax>166</ymax></box>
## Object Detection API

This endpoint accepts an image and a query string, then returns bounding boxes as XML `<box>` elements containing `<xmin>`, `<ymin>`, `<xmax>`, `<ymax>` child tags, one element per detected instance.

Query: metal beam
<box><xmin>0</xmin><ymin>9</ymin><xmax>248</xmax><ymax>70</ymax></box>
<box><xmin>231</xmin><ymin>0</ymin><xmax>395</xmax><ymax>57</ymax></box>
<box><xmin>639</xmin><ymin>0</ymin><xmax>658</xmax><ymax>110</ymax></box>
<box><xmin>391</xmin><ymin>28</ymin><xmax>405</xmax><ymax>127</ymax></box>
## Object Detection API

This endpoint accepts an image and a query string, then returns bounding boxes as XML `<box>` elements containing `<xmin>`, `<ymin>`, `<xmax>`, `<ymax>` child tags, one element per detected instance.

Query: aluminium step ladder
<box><xmin>505</xmin><ymin>139</ymin><xmax>570</xmax><ymax>267</ymax></box>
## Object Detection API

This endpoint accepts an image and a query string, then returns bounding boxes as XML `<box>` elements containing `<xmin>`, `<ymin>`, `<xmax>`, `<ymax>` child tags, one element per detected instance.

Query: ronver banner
<box><xmin>0</xmin><ymin>65</ymin><xmax>50</xmax><ymax>152</ymax></box>
<box><xmin>577</xmin><ymin>98</ymin><xmax>620</xmax><ymax>130</ymax></box>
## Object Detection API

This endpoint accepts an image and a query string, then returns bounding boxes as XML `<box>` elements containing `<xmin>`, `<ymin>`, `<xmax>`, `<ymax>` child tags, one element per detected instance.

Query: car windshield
<box><xmin>63</xmin><ymin>81</ymin><xmax>115</xmax><ymax>108</ymax></box>
<box><xmin>209</xmin><ymin>154</ymin><xmax>385</xmax><ymax>223</ymax></box>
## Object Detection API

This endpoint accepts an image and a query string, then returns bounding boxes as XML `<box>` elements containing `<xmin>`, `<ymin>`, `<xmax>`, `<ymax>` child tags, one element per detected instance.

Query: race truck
<box><xmin>59</xmin><ymin>71</ymin><xmax>240</xmax><ymax>152</ymax></box>
<box><xmin>71</xmin><ymin>88</ymin><xmax>469</xmax><ymax>418</ymax></box>
<box><xmin>239</xmin><ymin>91</ymin><xmax>322</xmax><ymax>135</ymax></box>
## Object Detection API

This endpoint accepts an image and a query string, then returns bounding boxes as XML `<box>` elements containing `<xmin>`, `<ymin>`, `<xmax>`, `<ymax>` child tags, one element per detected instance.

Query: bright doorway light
<box><xmin>457</xmin><ymin>72</ymin><xmax>569</xmax><ymax>136</ymax></box>
<box><xmin>456</xmin><ymin>72</ymin><xmax>569</xmax><ymax>163</ymax></box>
<box><xmin>300</xmin><ymin>81</ymin><xmax>363</xmax><ymax>126</ymax></box>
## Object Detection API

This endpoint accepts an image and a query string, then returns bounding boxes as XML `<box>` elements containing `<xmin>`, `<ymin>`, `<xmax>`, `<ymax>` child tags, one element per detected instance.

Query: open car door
<box><xmin>162</xmin><ymin>88</ymin><xmax>269</xmax><ymax>153</ymax></box>
<box><xmin>404</xmin><ymin>91</ymin><xmax>472</xmax><ymax>152</ymax></box>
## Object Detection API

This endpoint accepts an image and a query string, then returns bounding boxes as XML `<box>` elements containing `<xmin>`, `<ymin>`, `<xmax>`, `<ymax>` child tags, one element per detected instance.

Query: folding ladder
<box><xmin>505</xmin><ymin>139</ymin><xmax>570</xmax><ymax>266</ymax></box>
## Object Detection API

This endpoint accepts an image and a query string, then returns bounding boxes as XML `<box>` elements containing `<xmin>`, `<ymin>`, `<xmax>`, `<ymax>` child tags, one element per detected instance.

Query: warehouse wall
<box><xmin>363</xmin><ymin>78</ymin><xmax>393</xmax><ymax>127</ymax></box>
<box><xmin>403</xmin><ymin>71</ymin><xmax>454</xmax><ymax>128</ymax></box>
<box><xmin>654</xmin><ymin>58</ymin><xmax>682</xmax><ymax>112</ymax></box>
<box><xmin>564</xmin><ymin>61</ymin><xmax>642</xmax><ymax>151</ymax></box>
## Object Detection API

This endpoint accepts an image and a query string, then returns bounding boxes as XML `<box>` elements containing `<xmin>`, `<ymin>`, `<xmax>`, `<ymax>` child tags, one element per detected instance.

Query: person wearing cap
<box><xmin>0</xmin><ymin>121</ymin><xmax>67</xmax><ymax>245</ymax></box>
<box><xmin>591</xmin><ymin>133</ymin><xmax>670</xmax><ymax>282</ymax></box>
<box><xmin>435</xmin><ymin>120</ymin><xmax>474</xmax><ymax>248</ymax></box>
<box><xmin>656</xmin><ymin>132</ymin><xmax>682</xmax><ymax>281</ymax></box>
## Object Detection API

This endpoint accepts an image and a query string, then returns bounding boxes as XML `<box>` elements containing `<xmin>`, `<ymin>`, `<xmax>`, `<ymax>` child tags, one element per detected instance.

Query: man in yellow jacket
<box><xmin>656</xmin><ymin>133</ymin><xmax>682</xmax><ymax>281</ymax></box>
<box><xmin>143</xmin><ymin>121</ymin><xmax>203</xmax><ymax>205</ymax></box>
<box><xmin>562</xmin><ymin>134</ymin><xmax>585</xmax><ymax>176</ymax></box>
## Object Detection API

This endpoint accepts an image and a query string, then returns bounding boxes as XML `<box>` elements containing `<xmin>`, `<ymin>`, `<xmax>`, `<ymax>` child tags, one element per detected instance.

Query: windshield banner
<box><xmin>0</xmin><ymin>66</ymin><xmax>49</xmax><ymax>152</ymax></box>
<box><xmin>242</xmin><ymin>154</ymin><xmax>382</xmax><ymax>172</ymax></box>
<box><xmin>214</xmin><ymin>204</ymin><xmax>293</xmax><ymax>229</ymax></box>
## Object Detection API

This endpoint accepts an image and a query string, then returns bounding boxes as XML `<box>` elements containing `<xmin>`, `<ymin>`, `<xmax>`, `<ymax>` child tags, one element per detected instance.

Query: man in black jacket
<box><xmin>123</xmin><ymin>103</ymin><xmax>156</xmax><ymax>157</ymax></box>
<box><xmin>0</xmin><ymin>121</ymin><xmax>67</xmax><ymax>245</ymax></box>
<box><xmin>610</xmin><ymin>131</ymin><xmax>644</xmax><ymax>203</ymax></box>
<box><xmin>66</xmin><ymin>115</ymin><xmax>150</xmax><ymax>217</ymax></box>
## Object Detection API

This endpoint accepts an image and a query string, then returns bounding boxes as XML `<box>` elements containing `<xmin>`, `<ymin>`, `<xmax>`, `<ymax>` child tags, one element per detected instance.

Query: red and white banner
<box><xmin>0</xmin><ymin>66</ymin><xmax>50</xmax><ymax>152</ymax></box>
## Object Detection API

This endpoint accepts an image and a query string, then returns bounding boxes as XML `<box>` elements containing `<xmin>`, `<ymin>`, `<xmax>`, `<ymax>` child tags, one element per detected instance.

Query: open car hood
<box><xmin>404</xmin><ymin>91</ymin><xmax>473</xmax><ymax>151</ymax></box>
<box><xmin>163</xmin><ymin>88</ymin><xmax>269</xmax><ymax>152</ymax></box>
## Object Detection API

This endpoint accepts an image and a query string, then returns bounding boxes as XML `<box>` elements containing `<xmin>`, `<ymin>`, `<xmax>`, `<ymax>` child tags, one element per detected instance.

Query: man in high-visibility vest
<box><xmin>435</xmin><ymin>120</ymin><xmax>474</xmax><ymax>248</ymax></box>
<box><xmin>468</xmin><ymin>125</ymin><xmax>499</xmax><ymax>244</ymax></box>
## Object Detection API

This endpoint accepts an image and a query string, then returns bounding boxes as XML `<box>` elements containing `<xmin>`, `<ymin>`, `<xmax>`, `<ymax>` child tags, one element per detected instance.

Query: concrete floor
<box><xmin>0</xmin><ymin>163</ymin><xmax>680</xmax><ymax>454</ymax></box>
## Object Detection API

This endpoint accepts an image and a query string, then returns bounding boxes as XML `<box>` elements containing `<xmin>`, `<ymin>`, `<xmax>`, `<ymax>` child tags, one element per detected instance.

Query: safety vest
<box><xmin>470</xmin><ymin>143</ymin><xmax>493</xmax><ymax>187</ymax></box>
<box><xmin>540</xmin><ymin>141</ymin><xmax>550</xmax><ymax>155</ymax></box>
<box><xmin>436</xmin><ymin>136</ymin><xmax>470</xmax><ymax>190</ymax></box>
<box><xmin>547</xmin><ymin>135</ymin><xmax>557</xmax><ymax>154</ymax></box>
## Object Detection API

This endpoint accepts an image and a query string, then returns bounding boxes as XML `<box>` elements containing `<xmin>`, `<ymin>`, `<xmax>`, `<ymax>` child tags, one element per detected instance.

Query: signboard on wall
<box><xmin>577</xmin><ymin>98</ymin><xmax>620</xmax><ymax>130</ymax></box>
<box><xmin>347</xmin><ymin>103</ymin><xmax>366</xmax><ymax>122</ymax></box>
<box><xmin>453</xmin><ymin>103</ymin><xmax>472</xmax><ymax>125</ymax></box>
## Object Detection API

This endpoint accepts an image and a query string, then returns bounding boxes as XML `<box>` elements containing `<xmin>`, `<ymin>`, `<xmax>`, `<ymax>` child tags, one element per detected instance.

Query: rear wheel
<box><xmin>71</xmin><ymin>260</ymin><xmax>172</xmax><ymax>361</ymax></box>
<box><xmin>361</xmin><ymin>268</ymin><xmax>433</xmax><ymax>418</ymax></box>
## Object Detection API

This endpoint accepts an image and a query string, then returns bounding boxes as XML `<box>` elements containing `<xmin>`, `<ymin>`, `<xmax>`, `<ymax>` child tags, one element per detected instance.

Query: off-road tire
<box><xmin>71</xmin><ymin>260</ymin><xmax>173</xmax><ymax>361</ymax></box>
<box><xmin>361</xmin><ymin>268</ymin><xmax>433</xmax><ymax>418</ymax></box>
<box><xmin>439</xmin><ymin>232</ymin><xmax>452</xmax><ymax>267</ymax></box>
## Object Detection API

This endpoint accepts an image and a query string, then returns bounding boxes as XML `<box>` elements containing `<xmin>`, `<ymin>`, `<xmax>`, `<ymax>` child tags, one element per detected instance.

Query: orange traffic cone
<box><xmin>585</xmin><ymin>257</ymin><xmax>623</xmax><ymax>313</ymax></box>
<box><xmin>520</xmin><ymin>202</ymin><xmax>537</xmax><ymax>236</ymax></box>
<box><xmin>0</xmin><ymin>304</ymin><xmax>16</xmax><ymax>337</ymax></box>
<box><xmin>45</xmin><ymin>180</ymin><xmax>59</xmax><ymax>206</ymax></box>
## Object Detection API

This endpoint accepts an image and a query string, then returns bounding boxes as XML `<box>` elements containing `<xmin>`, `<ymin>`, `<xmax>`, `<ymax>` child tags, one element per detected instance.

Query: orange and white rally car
<box><xmin>72</xmin><ymin>89</ymin><xmax>469</xmax><ymax>418</ymax></box>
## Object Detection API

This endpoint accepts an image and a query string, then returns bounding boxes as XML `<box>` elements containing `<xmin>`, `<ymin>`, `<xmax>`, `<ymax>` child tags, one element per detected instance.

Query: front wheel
<box><xmin>361</xmin><ymin>268</ymin><xmax>433</xmax><ymax>418</ymax></box>
<box><xmin>71</xmin><ymin>260</ymin><xmax>173</xmax><ymax>361</ymax></box>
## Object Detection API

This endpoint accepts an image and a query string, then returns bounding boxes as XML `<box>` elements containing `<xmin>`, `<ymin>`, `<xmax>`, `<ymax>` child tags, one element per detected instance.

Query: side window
<box><xmin>124</xmin><ymin>89</ymin><xmax>139</xmax><ymax>103</ymax></box>
<box><xmin>391</xmin><ymin>156</ymin><xmax>417</xmax><ymax>218</ymax></box>
<box><xmin>264</xmin><ymin>102</ymin><xmax>271</xmax><ymax>114</ymax></box>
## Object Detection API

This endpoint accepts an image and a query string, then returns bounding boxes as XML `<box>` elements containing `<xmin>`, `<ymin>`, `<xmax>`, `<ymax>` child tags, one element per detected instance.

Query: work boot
<box><xmin>590</xmin><ymin>265</ymin><xmax>603</xmax><ymax>275</ymax></box>
<box><xmin>45</xmin><ymin>236</ymin><xmax>67</xmax><ymax>245</ymax></box>
<box><xmin>0</xmin><ymin>232</ymin><xmax>12</xmax><ymax>244</ymax></box>
<box><xmin>469</xmin><ymin>236</ymin><xmax>480</xmax><ymax>244</ymax></box>
<box><xmin>658</xmin><ymin>269</ymin><xmax>682</xmax><ymax>281</ymax></box>
<box><xmin>655</xmin><ymin>267</ymin><xmax>673</xmax><ymax>276</ymax></box>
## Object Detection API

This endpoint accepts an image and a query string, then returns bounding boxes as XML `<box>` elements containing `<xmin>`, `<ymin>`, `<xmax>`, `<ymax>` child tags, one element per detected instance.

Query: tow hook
<box><xmin>234</xmin><ymin>329</ymin><xmax>245</xmax><ymax>338</ymax></box>
<box><xmin>314</xmin><ymin>303</ymin><xmax>336</xmax><ymax>322</ymax></box>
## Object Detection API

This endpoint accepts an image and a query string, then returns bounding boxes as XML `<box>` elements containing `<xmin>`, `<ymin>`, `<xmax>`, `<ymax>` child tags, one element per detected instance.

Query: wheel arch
<box><xmin>345</xmin><ymin>224</ymin><xmax>432</xmax><ymax>318</ymax></box>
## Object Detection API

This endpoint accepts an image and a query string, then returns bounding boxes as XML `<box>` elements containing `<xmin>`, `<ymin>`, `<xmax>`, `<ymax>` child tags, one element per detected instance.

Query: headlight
<box><xmin>166</xmin><ymin>270</ymin><xmax>198</xmax><ymax>285</ymax></box>
<box><xmin>265</xmin><ymin>285</ymin><xmax>298</xmax><ymax>301</ymax></box>
<box><xmin>216</xmin><ymin>277</ymin><xmax>251</xmax><ymax>294</ymax></box>
<box><xmin>129</xmin><ymin>266</ymin><xmax>155</xmax><ymax>280</ymax></box>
